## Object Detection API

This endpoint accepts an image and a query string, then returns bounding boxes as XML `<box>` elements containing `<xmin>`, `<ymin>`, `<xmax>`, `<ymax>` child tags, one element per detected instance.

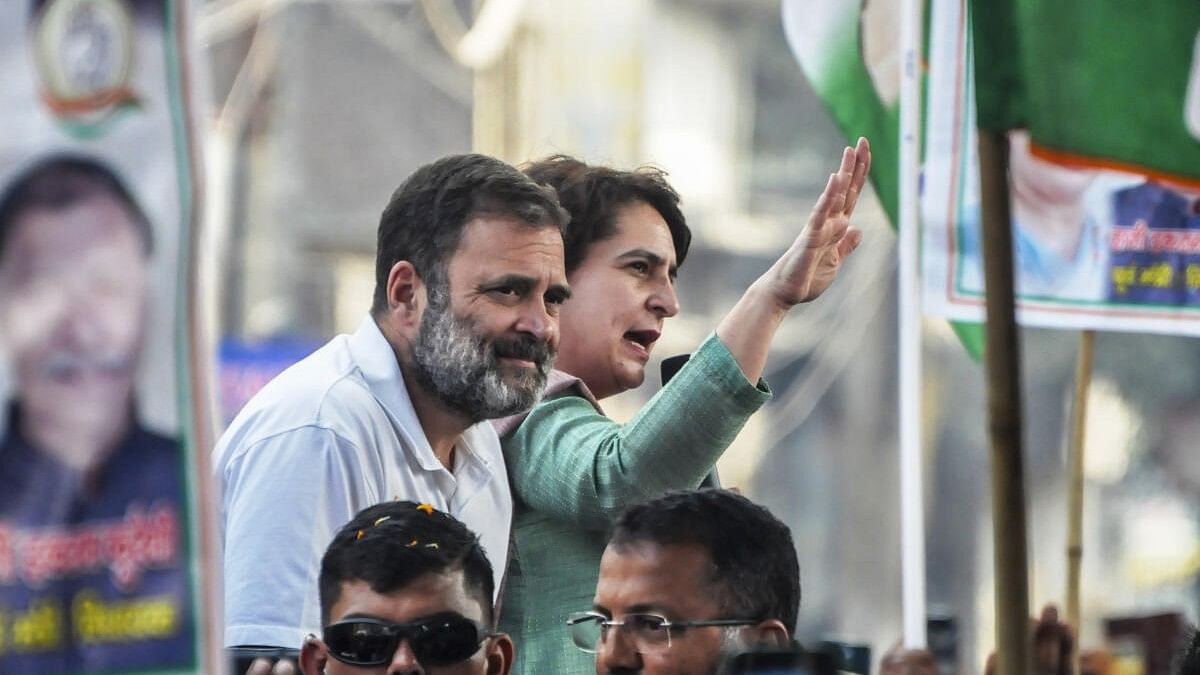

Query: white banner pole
<box><xmin>899</xmin><ymin>0</ymin><xmax>928</xmax><ymax>649</ymax></box>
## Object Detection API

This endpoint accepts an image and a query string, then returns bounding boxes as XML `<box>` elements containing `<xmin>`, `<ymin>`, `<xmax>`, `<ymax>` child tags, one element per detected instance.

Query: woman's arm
<box><xmin>505</xmin><ymin>333</ymin><xmax>769</xmax><ymax>530</ymax></box>
<box><xmin>717</xmin><ymin>138</ymin><xmax>870</xmax><ymax>382</ymax></box>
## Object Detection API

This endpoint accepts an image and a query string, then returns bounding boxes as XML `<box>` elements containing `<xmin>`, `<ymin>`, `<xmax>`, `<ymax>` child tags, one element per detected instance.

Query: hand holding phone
<box><xmin>228</xmin><ymin>646</ymin><xmax>301</xmax><ymax>675</ymax></box>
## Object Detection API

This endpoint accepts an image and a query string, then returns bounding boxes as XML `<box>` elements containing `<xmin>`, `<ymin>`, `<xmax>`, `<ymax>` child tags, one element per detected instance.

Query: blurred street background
<box><xmin>200</xmin><ymin>1</ymin><xmax>1200</xmax><ymax>671</ymax></box>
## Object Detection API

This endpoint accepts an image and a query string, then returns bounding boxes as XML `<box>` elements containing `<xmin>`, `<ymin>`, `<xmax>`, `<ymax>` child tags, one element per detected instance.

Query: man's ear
<box><xmin>485</xmin><ymin>632</ymin><xmax>515</xmax><ymax>675</ymax></box>
<box><xmin>749</xmin><ymin>619</ymin><xmax>790</xmax><ymax>649</ymax></box>
<box><xmin>299</xmin><ymin>635</ymin><xmax>329</xmax><ymax>675</ymax></box>
<box><xmin>385</xmin><ymin>261</ymin><xmax>425</xmax><ymax>327</ymax></box>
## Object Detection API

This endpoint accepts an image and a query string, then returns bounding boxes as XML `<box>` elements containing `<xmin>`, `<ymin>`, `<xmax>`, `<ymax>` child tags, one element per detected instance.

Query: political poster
<box><xmin>922</xmin><ymin>0</ymin><xmax>1200</xmax><ymax>335</ymax></box>
<box><xmin>0</xmin><ymin>1</ymin><xmax>208</xmax><ymax>672</ymax></box>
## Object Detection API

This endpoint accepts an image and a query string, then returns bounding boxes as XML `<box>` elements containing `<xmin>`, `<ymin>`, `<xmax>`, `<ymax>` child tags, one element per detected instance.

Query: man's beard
<box><xmin>411</xmin><ymin>287</ymin><xmax>555</xmax><ymax>422</ymax></box>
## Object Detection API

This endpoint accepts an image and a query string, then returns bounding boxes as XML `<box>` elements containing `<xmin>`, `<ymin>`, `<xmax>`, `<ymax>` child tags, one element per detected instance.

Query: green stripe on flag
<box><xmin>972</xmin><ymin>0</ymin><xmax>1200</xmax><ymax>182</ymax></box>
<box><xmin>787</xmin><ymin>0</ymin><xmax>985</xmax><ymax>360</ymax></box>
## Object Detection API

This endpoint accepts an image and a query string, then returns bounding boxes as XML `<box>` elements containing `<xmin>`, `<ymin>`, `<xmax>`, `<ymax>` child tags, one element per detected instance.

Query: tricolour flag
<box><xmin>783</xmin><ymin>0</ymin><xmax>987</xmax><ymax>357</ymax></box>
<box><xmin>972</xmin><ymin>0</ymin><xmax>1200</xmax><ymax>183</ymax></box>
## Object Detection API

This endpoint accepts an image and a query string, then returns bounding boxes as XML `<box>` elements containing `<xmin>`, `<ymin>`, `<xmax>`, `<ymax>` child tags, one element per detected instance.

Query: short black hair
<box><xmin>607</xmin><ymin>489</ymin><xmax>800</xmax><ymax>634</ymax></box>
<box><xmin>371</xmin><ymin>153</ymin><xmax>568</xmax><ymax>316</ymax></box>
<box><xmin>522</xmin><ymin>155</ymin><xmax>691</xmax><ymax>275</ymax></box>
<box><xmin>0</xmin><ymin>154</ymin><xmax>153</xmax><ymax>261</ymax></box>
<box><xmin>318</xmin><ymin>501</ymin><xmax>496</xmax><ymax>627</ymax></box>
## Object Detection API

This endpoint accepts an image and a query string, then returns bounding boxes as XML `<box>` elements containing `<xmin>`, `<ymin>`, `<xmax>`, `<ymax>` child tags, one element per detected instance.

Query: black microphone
<box><xmin>660</xmin><ymin>354</ymin><xmax>721</xmax><ymax>489</ymax></box>
<box><xmin>660</xmin><ymin>354</ymin><xmax>690</xmax><ymax>384</ymax></box>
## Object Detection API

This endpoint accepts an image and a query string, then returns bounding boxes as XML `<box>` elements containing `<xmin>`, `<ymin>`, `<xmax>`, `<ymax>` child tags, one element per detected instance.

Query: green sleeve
<box><xmin>503</xmin><ymin>332</ymin><xmax>771</xmax><ymax>530</ymax></box>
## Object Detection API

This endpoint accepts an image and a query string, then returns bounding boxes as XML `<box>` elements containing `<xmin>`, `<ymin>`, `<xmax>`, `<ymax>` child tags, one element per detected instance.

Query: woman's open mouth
<box><xmin>622</xmin><ymin>329</ymin><xmax>660</xmax><ymax>360</ymax></box>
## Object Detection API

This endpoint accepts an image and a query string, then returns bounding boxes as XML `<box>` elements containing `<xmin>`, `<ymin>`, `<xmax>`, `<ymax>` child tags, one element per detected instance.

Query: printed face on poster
<box><xmin>0</xmin><ymin>0</ymin><xmax>201</xmax><ymax>672</ymax></box>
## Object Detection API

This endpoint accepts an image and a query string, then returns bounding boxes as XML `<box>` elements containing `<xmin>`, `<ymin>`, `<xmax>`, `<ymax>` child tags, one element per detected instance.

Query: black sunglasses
<box><xmin>323</xmin><ymin>612</ymin><xmax>493</xmax><ymax>667</ymax></box>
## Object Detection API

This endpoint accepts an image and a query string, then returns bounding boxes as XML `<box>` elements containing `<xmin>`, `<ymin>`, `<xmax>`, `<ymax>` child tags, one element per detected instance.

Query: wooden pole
<box><xmin>1066</xmin><ymin>329</ymin><xmax>1095</xmax><ymax>675</ymax></box>
<box><xmin>977</xmin><ymin>128</ymin><xmax>1032</xmax><ymax>675</ymax></box>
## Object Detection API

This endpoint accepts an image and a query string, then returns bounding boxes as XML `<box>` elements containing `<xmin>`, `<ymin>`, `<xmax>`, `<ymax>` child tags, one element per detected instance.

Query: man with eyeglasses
<box><xmin>298</xmin><ymin>500</ymin><xmax>515</xmax><ymax>675</ymax></box>
<box><xmin>568</xmin><ymin>489</ymin><xmax>800</xmax><ymax>675</ymax></box>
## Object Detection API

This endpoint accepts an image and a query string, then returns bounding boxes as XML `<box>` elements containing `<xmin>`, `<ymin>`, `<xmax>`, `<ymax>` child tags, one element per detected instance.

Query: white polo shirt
<box><xmin>214</xmin><ymin>316</ymin><xmax>512</xmax><ymax>648</ymax></box>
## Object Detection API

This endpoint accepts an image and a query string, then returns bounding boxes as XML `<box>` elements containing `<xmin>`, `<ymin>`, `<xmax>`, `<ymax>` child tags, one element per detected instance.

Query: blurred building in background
<box><xmin>197</xmin><ymin>0</ymin><xmax>1199</xmax><ymax>670</ymax></box>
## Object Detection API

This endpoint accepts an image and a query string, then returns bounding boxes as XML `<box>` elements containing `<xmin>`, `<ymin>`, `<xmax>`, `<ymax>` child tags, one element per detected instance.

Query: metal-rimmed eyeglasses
<box><xmin>566</xmin><ymin>611</ymin><xmax>758</xmax><ymax>654</ymax></box>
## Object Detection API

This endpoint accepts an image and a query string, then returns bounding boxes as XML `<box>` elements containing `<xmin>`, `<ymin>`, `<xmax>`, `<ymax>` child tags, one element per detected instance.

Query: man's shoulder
<box><xmin>245</xmin><ymin>336</ymin><xmax>371</xmax><ymax>410</ymax></box>
<box><xmin>214</xmin><ymin>336</ymin><xmax>391</xmax><ymax>454</ymax></box>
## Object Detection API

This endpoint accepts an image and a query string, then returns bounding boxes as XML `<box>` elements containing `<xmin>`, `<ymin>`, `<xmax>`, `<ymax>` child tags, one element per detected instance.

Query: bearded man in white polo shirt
<box><xmin>214</xmin><ymin>154</ymin><xmax>571</xmax><ymax>656</ymax></box>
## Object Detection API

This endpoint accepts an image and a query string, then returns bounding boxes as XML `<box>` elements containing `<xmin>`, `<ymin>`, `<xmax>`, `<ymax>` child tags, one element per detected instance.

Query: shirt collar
<box><xmin>346</xmin><ymin>316</ymin><xmax>442</xmax><ymax>472</ymax></box>
<box><xmin>345</xmin><ymin>316</ymin><xmax>497</xmax><ymax>475</ymax></box>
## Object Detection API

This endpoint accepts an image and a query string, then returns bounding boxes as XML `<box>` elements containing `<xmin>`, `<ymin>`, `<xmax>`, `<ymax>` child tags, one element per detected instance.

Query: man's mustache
<box><xmin>491</xmin><ymin>335</ymin><xmax>555</xmax><ymax>374</ymax></box>
<box><xmin>42</xmin><ymin>349</ymin><xmax>136</xmax><ymax>379</ymax></box>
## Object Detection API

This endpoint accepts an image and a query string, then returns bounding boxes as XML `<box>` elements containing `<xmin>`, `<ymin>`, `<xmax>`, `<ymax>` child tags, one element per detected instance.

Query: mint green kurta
<box><xmin>498</xmin><ymin>333</ymin><xmax>771</xmax><ymax>674</ymax></box>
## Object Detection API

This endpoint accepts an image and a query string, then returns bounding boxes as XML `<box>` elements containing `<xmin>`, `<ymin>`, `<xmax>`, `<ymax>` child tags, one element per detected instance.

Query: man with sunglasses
<box><xmin>299</xmin><ymin>500</ymin><xmax>514</xmax><ymax>675</ymax></box>
<box><xmin>568</xmin><ymin>489</ymin><xmax>799</xmax><ymax>675</ymax></box>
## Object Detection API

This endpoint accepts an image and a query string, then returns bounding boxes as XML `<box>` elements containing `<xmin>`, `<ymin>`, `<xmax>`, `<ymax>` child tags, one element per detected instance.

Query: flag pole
<box><xmin>977</xmin><ymin>129</ymin><xmax>1032</xmax><ymax>675</ymax></box>
<box><xmin>1066</xmin><ymin>329</ymin><xmax>1095</xmax><ymax>675</ymax></box>
<box><xmin>899</xmin><ymin>0</ymin><xmax>927</xmax><ymax>649</ymax></box>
